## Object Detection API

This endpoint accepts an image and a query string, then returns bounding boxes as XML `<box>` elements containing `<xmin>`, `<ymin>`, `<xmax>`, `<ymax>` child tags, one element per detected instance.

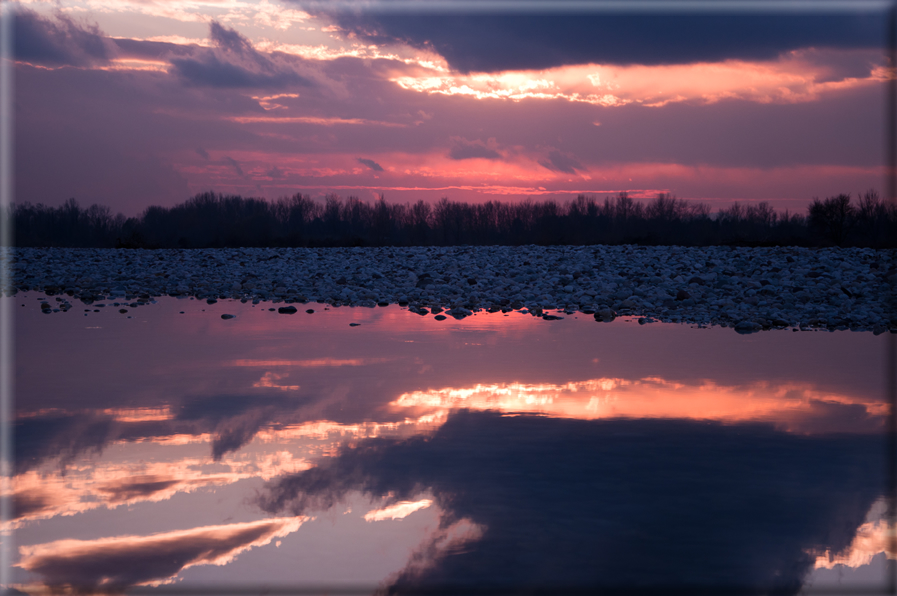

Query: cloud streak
<box><xmin>17</xmin><ymin>518</ymin><xmax>305</xmax><ymax>591</ymax></box>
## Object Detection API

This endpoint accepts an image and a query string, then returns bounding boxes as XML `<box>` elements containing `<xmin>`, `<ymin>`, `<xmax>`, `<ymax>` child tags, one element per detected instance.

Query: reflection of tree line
<box><xmin>6</xmin><ymin>189</ymin><xmax>894</xmax><ymax>248</ymax></box>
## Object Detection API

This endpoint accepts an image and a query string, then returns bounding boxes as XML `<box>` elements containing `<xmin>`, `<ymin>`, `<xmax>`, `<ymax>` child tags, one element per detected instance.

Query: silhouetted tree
<box><xmin>7</xmin><ymin>189</ymin><xmax>894</xmax><ymax>249</ymax></box>
<box><xmin>809</xmin><ymin>194</ymin><xmax>854</xmax><ymax>246</ymax></box>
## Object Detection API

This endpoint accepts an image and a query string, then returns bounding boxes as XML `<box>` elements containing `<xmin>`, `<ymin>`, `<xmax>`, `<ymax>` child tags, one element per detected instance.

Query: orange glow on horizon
<box><xmin>177</xmin><ymin>144</ymin><xmax>884</xmax><ymax>209</ymax></box>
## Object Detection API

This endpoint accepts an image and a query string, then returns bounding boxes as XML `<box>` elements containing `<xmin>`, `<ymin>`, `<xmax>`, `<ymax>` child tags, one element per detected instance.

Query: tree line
<box><xmin>4</xmin><ymin>190</ymin><xmax>895</xmax><ymax>248</ymax></box>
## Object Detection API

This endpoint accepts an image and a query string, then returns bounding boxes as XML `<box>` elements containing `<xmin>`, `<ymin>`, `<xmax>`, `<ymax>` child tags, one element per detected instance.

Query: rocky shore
<box><xmin>5</xmin><ymin>246</ymin><xmax>895</xmax><ymax>333</ymax></box>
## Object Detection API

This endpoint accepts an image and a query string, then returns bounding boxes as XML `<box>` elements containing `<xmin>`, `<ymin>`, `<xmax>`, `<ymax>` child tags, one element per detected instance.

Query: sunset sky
<box><xmin>11</xmin><ymin>0</ymin><xmax>894</xmax><ymax>215</ymax></box>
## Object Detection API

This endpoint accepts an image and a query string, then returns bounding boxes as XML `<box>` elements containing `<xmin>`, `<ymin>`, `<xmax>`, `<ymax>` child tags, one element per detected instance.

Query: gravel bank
<box><xmin>5</xmin><ymin>246</ymin><xmax>895</xmax><ymax>333</ymax></box>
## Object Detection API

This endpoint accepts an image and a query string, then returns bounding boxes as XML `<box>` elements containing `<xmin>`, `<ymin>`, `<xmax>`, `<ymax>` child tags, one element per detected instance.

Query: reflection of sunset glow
<box><xmin>364</xmin><ymin>499</ymin><xmax>433</xmax><ymax>522</ymax></box>
<box><xmin>814</xmin><ymin>520</ymin><xmax>896</xmax><ymax>569</ymax></box>
<box><xmin>392</xmin><ymin>49</ymin><xmax>885</xmax><ymax>107</ymax></box>
<box><xmin>391</xmin><ymin>378</ymin><xmax>886</xmax><ymax>432</ymax></box>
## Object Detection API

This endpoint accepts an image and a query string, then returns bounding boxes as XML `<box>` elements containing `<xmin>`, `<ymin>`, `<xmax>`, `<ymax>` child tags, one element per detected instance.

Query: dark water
<box><xmin>9</xmin><ymin>295</ymin><xmax>892</xmax><ymax>593</ymax></box>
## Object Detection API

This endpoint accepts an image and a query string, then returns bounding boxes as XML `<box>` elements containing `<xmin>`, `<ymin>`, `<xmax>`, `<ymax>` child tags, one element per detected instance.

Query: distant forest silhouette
<box><xmin>5</xmin><ymin>190</ymin><xmax>895</xmax><ymax>248</ymax></box>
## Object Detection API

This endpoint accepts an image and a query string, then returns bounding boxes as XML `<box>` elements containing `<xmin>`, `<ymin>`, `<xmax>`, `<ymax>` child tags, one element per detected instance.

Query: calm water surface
<box><xmin>9</xmin><ymin>295</ymin><xmax>892</xmax><ymax>594</ymax></box>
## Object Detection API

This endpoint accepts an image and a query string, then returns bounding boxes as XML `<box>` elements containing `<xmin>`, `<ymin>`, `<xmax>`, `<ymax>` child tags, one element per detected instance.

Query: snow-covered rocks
<box><xmin>5</xmin><ymin>245</ymin><xmax>895</xmax><ymax>333</ymax></box>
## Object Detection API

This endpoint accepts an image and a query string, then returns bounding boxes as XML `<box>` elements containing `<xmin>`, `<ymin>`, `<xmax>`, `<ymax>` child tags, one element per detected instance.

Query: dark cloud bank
<box><xmin>323</xmin><ymin>8</ymin><xmax>888</xmax><ymax>73</ymax></box>
<box><xmin>258</xmin><ymin>410</ymin><xmax>885</xmax><ymax>594</ymax></box>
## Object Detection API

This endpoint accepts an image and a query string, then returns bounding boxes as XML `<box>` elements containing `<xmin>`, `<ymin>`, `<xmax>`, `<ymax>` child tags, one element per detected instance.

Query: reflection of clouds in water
<box><xmin>391</xmin><ymin>377</ymin><xmax>887</xmax><ymax>434</ymax></box>
<box><xmin>812</xmin><ymin>500</ymin><xmax>895</xmax><ymax>570</ymax></box>
<box><xmin>15</xmin><ymin>372</ymin><xmax>884</xmax><ymax>476</ymax></box>
<box><xmin>17</xmin><ymin>517</ymin><xmax>306</xmax><ymax>592</ymax></box>
<box><xmin>9</xmin><ymin>417</ymin><xmax>430</xmax><ymax>527</ymax></box>
<box><xmin>12</xmin><ymin>371</ymin><xmax>885</xmax><ymax>538</ymax></box>
<box><xmin>16</xmin><ymin>413</ymin><xmax>118</xmax><ymax>473</ymax></box>
<box><xmin>15</xmin><ymin>397</ymin><xmax>438</xmax><ymax>479</ymax></box>
<box><xmin>15</xmin><ymin>394</ymin><xmax>320</xmax><ymax>472</ymax></box>
<box><xmin>258</xmin><ymin>411</ymin><xmax>884</xmax><ymax>594</ymax></box>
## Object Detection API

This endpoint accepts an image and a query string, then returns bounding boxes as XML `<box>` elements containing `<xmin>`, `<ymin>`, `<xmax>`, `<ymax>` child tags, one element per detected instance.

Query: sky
<box><xmin>9</xmin><ymin>0</ymin><xmax>895</xmax><ymax>216</ymax></box>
